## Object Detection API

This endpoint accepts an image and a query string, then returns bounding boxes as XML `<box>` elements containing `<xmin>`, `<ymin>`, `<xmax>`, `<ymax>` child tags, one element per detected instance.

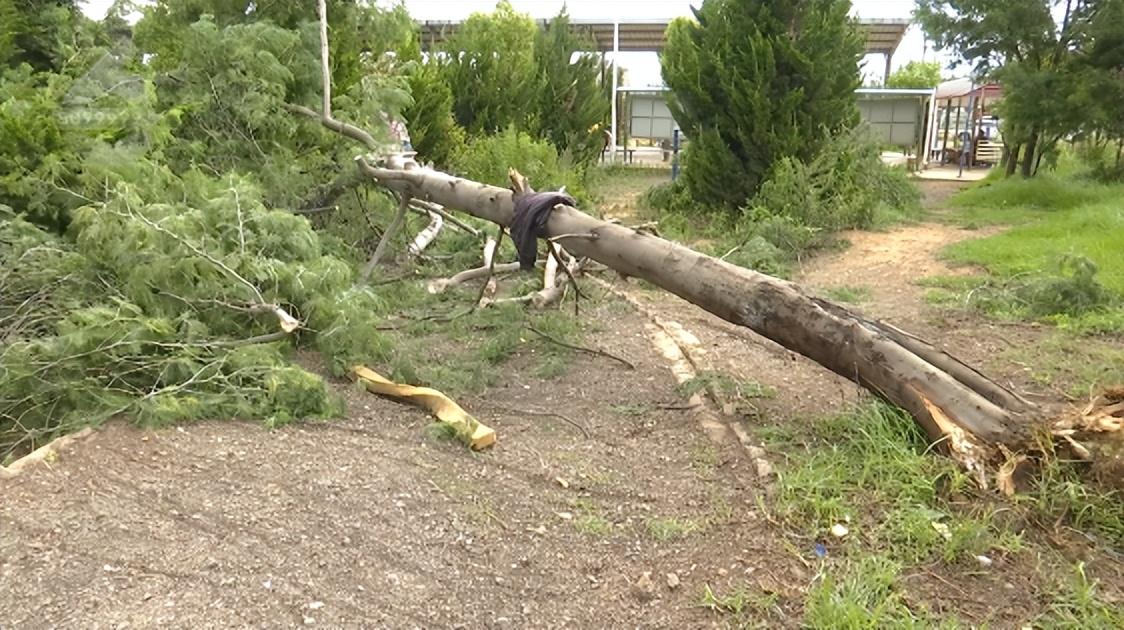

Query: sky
<box><xmin>80</xmin><ymin>0</ymin><xmax>959</xmax><ymax>86</ymax></box>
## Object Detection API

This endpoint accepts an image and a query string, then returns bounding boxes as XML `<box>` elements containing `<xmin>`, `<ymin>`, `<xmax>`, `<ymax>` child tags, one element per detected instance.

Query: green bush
<box><xmin>747</xmin><ymin>126</ymin><xmax>920</xmax><ymax>232</ymax></box>
<box><xmin>451</xmin><ymin>126</ymin><xmax>588</xmax><ymax>203</ymax></box>
<box><xmin>641</xmin><ymin>126</ymin><xmax>919</xmax><ymax>275</ymax></box>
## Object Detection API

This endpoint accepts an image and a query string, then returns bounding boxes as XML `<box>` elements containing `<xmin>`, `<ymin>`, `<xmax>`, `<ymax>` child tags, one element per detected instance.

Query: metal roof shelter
<box><xmin>417</xmin><ymin>17</ymin><xmax>910</xmax><ymax>56</ymax></box>
<box><xmin>419</xmin><ymin>16</ymin><xmax>911</xmax><ymax>163</ymax></box>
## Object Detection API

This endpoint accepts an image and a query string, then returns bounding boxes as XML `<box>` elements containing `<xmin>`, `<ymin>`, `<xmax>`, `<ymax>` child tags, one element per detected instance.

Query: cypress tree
<box><xmin>661</xmin><ymin>0</ymin><xmax>863</xmax><ymax>210</ymax></box>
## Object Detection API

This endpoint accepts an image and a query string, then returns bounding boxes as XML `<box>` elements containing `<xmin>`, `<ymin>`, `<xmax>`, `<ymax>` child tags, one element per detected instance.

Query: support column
<box><xmin>609</xmin><ymin>18</ymin><xmax>619</xmax><ymax>163</ymax></box>
<box><xmin>883</xmin><ymin>51</ymin><xmax>893</xmax><ymax>86</ymax></box>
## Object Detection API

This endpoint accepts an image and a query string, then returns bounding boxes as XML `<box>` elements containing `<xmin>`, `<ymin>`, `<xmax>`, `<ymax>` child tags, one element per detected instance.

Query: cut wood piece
<box><xmin>352</xmin><ymin>365</ymin><xmax>496</xmax><ymax>449</ymax></box>
<box><xmin>479</xmin><ymin>236</ymin><xmax>499</xmax><ymax>303</ymax></box>
<box><xmin>355</xmin><ymin>155</ymin><xmax>1043</xmax><ymax>480</ymax></box>
<box><xmin>408</xmin><ymin>210</ymin><xmax>444</xmax><ymax>256</ymax></box>
<box><xmin>0</xmin><ymin>427</ymin><xmax>96</xmax><ymax>479</ymax></box>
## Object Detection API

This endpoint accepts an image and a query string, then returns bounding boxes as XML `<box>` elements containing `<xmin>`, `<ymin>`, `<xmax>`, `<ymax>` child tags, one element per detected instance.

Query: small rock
<box><xmin>754</xmin><ymin>458</ymin><xmax>774</xmax><ymax>478</ymax></box>
<box><xmin>308</xmin><ymin>601</ymin><xmax>324</xmax><ymax>610</ymax></box>
<box><xmin>632</xmin><ymin>572</ymin><xmax>658</xmax><ymax>602</ymax></box>
<box><xmin>554</xmin><ymin>477</ymin><xmax>570</xmax><ymax>489</ymax></box>
<box><xmin>976</xmin><ymin>555</ymin><xmax>993</xmax><ymax>567</ymax></box>
<box><xmin>717</xmin><ymin>568</ymin><xmax>728</xmax><ymax>577</ymax></box>
<box><xmin>931</xmin><ymin>522</ymin><xmax>952</xmax><ymax>540</ymax></box>
<box><xmin>303</xmin><ymin>616</ymin><xmax>315</xmax><ymax>625</ymax></box>
<box><xmin>555</xmin><ymin>511</ymin><xmax>573</xmax><ymax>520</ymax></box>
<box><xmin>830</xmin><ymin>523</ymin><xmax>849</xmax><ymax>538</ymax></box>
<box><xmin>666</xmin><ymin>573</ymin><xmax>681</xmax><ymax>590</ymax></box>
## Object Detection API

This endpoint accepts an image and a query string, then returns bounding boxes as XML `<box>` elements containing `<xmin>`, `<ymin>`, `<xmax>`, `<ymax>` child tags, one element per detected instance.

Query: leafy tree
<box><xmin>886</xmin><ymin>61</ymin><xmax>943</xmax><ymax>88</ymax></box>
<box><xmin>915</xmin><ymin>0</ymin><xmax>1113</xmax><ymax>177</ymax></box>
<box><xmin>661</xmin><ymin>0</ymin><xmax>863</xmax><ymax>210</ymax></box>
<box><xmin>441</xmin><ymin>1</ymin><xmax>538</xmax><ymax>135</ymax></box>
<box><xmin>531</xmin><ymin>12</ymin><xmax>609</xmax><ymax>166</ymax></box>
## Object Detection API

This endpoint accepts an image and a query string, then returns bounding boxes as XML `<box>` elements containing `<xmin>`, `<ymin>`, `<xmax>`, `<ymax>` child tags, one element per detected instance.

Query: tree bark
<box><xmin>356</xmin><ymin>156</ymin><xmax>1045</xmax><ymax>482</ymax></box>
<box><xmin>1021</xmin><ymin>130</ymin><xmax>1039</xmax><ymax>177</ymax></box>
<box><xmin>1004</xmin><ymin>143</ymin><xmax>1021</xmax><ymax>177</ymax></box>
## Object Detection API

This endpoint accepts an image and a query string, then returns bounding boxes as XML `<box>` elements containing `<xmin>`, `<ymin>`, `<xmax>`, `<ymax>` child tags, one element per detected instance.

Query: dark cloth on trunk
<box><xmin>509</xmin><ymin>192</ymin><xmax>576</xmax><ymax>271</ymax></box>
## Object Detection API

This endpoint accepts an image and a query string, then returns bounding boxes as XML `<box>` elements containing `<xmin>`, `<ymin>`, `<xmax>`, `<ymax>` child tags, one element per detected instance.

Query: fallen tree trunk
<box><xmin>354</xmin><ymin>155</ymin><xmax>1048</xmax><ymax>483</ymax></box>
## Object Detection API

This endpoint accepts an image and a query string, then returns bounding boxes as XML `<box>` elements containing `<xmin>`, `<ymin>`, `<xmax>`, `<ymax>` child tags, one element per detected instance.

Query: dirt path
<box><xmin>0</xmin><ymin>179</ymin><xmax>1068</xmax><ymax>628</ymax></box>
<box><xmin>1</xmin><ymin>299</ymin><xmax>808</xmax><ymax>628</ymax></box>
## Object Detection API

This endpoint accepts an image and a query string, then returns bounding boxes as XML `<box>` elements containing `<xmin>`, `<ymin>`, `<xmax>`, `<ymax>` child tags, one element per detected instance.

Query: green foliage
<box><xmin>441</xmin><ymin>1</ymin><xmax>538</xmax><ymax>135</ymax></box>
<box><xmin>531</xmin><ymin>11</ymin><xmax>610</xmax><ymax>167</ymax></box>
<box><xmin>661</xmin><ymin>0</ymin><xmax>863</xmax><ymax>210</ymax></box>
<box><xmin>885</xmin><ymin>61</ymin><xmax>942</xmax><ymax>89</ymax></box>
<box><xmin>400</xmin><ymin>58</ymin><xmax>465</xmax><ymax>167</ymax></box>
<box><xmin>643</xmin><ymin>126</ymin><xmax>919</xmax><ymax>278</ymax></box>
<box><xmin>917</xmin><ymin>0</ymin><xmax>1124</xmax><ymax>178</ymax></box>
<box><xmin>1036</xmin><ymin>563</ymin><xmax>1124</xmax><ymax>628</ymax></box>
<box><xmin>747</xmin><ymin>126</ymin><xmax>921</xmax><ymax>231</ymax></box>
<box><xmin>0</xmin><ymin>178</ymin><xmax>398</xmax><ymax>459</ymax></box>
<box><xmin>452</xmin><ymin>126</ymin><xmax>588</xmax><ymax>203</ymax></box>
<box><xmin>406</xmin><ymin>3</ymin><xmax>609</xmax><ymax>170</ymax></box>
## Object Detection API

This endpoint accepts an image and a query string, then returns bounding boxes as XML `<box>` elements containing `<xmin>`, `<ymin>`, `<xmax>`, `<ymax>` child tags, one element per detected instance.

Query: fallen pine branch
<box><xmin>525</xmin><ymin>323</ymin><xmax>635</xmax><ymax>370</ymax></box>
<box><xmin>484</xmin><ymin>402</ymin><xmax>590</xmax><ymax>439</ymax></box>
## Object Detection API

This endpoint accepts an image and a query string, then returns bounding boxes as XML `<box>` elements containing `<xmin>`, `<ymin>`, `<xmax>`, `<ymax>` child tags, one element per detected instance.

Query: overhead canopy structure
<box><xmin>418</xmin><ymin>17</ymin><xmax>910</xmax><ymax>56</ymax></box>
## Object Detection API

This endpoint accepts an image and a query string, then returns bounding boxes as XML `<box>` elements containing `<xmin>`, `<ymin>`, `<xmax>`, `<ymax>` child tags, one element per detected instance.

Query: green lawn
<box><xmin>934</xmin><ymin>167</ymin><xmax>1124</xmax><ymax>333</ymax></box>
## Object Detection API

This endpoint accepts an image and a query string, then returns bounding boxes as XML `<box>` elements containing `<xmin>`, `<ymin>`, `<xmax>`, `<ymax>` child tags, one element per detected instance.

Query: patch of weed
<box><xmin>701</xmin><ymin>583</ymin><xmax>780</xmax><ymax>621</ymax></box>
<box><xmin>574</xmin><ymin>514</ymin><xmax>612</xmax><ymax>537</ymax></box>
<box><xmin>803</xmin><ymin>556</ymin><xmax>951</xmax><ymax>629</ymax></box>
<box><xmin>999</xmin><ymin>333</ymin><xmax>1124</xmax><ymax>397</ymax></box>
<box><xmin>821</xmin><ymin>285</ymin><xmax>873</xmax><ymax>304</ymax></box>
<box><xmin>1035</xmin><ymin>562</ymin><xmax>1124</xmax><ymax>629</ymax></box>
<box><xmin>678</xmin><ymin>371</ymin><xmax>776</xmax><ymax>406</ymax></box>
<box><xmin>610</xmin><ymin>403</ymin><xmax>651</xmax><ymax>417</ymax></box>
<box><xmin>1019</xmin><ymin>450</ymin><xmax>1124</xmax><ymax>548</ymax></box>
<box><xmin>647</xmin><ymin>516</ymin><xmax>701</xmax><ymax>541</ymax></box>
<box><xmin>772</xmin><ymin>402</ymin><xmax>1014</xmax><ymax>566</ymax></box>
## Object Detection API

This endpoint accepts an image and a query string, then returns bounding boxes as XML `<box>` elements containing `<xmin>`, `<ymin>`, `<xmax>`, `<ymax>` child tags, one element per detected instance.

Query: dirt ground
<box><xmin>0</xmin><ymin>180</ymin><xmax>1112</xmax><ymax>627</ymax></box>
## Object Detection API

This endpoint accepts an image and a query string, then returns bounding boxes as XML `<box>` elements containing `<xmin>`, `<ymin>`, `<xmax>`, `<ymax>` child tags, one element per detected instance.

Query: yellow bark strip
<box><xmin>351</xmin><ymin>365</ymin><xmax>496</xmax><ymax>450</ymax></box>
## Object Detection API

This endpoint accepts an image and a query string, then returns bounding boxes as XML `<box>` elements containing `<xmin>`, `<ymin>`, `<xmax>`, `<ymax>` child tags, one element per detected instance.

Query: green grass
<box><xmin>821</xmin><ymin>285</ymin><xmax>873</xmax><ymax>304</ymax></box>
<box><xmin>573</xmin><ymin>513</ymin><xmax>612</xmax><ymax>537</ymax></box>
<box><xmin>771</xmin><ymin>402</ymin><xmax>1014</xmax><ymax>562</ymax></box>
<box><xmin>1035</xmin><ymin>563</ymin><xmax>1124</xmax><ymax>629</ymax></box>
<box><xmin>803</xmin><ymin>556</ymin><xmax>947</xmax><ymax>629</ymax></box>
<box><xmin>700</xmin><ymin>583</ymin><xmax>781</xmax><ymax>624</ymax></box>
<box><xmin>944</xmin><ymin>201</ymin><xmax>1124</xmax><ymax>296</ymax></box>
<box><xmin>756</xmin><ymin>401</ymin><xmax>1123</xmax><ymax>627</ymax></box>
<box><xmin>930</xmin><ymin>168</ymin><xmax>1124</xmax><ymax>333</ymax></box>
<box><xmin>646</xmin><ymin>516</ymin><xmax>701</xmax><ymax>541</ymax></box>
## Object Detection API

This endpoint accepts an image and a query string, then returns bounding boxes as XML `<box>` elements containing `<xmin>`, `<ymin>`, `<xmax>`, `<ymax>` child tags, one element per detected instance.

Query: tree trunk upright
<box><xmin>1021</xmin><ymin>130</ymin><xmax>1039</xmax><ymax>177</ymax></box>
<box><xmin>1005</xmin><ymin>144</ymin><xmax>1021</xmax><ymax>177</ymax></box>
